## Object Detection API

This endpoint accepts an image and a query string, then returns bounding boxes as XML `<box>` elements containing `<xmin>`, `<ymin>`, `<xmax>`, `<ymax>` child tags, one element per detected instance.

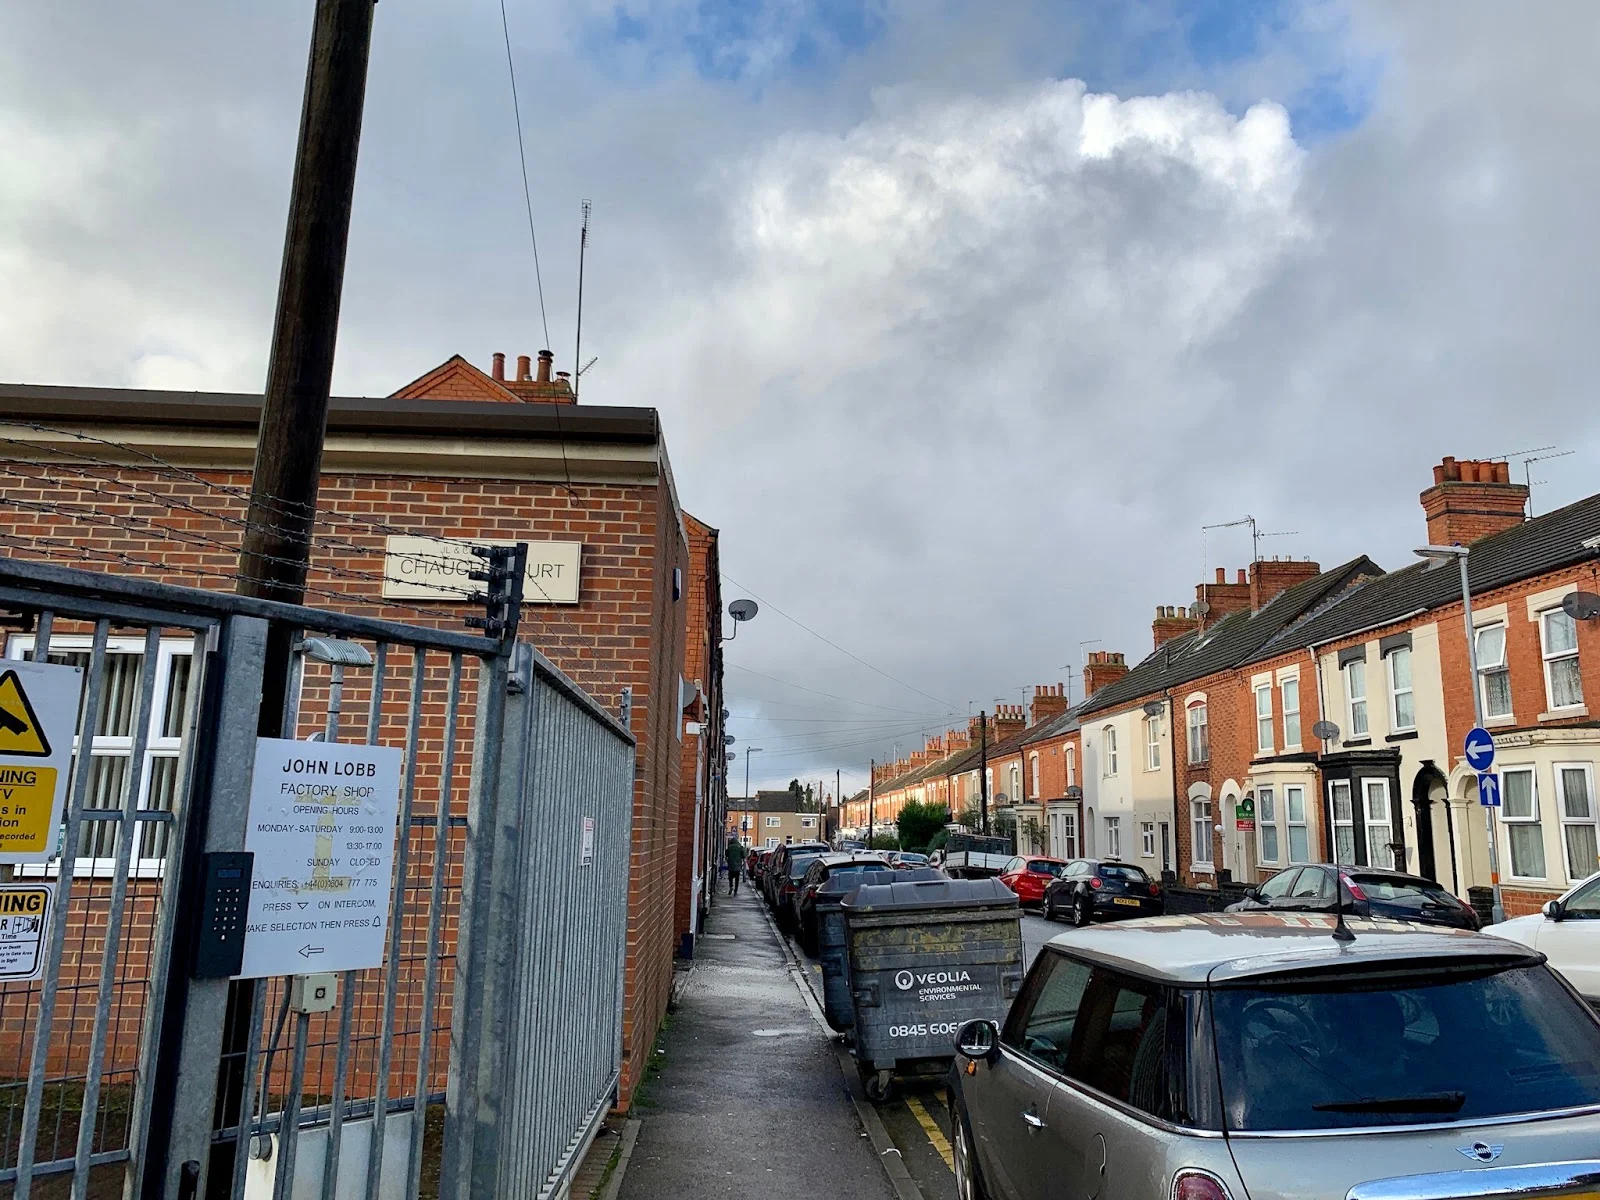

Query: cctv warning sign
<box><xmin>0</xmin><ymin>662</ymin><xmax>83</xmax><ymax>864</ymax></box>
<box><xmin>0</xmin><ymin>884</ymin><xmax>52</xmax><ymax>981</ymax></box>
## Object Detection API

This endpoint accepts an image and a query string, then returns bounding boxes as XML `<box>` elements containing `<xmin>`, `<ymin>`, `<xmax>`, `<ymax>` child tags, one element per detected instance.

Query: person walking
<box><xmin>724</xmin><ymin>834</ymin><xmax>747</xmax><ymax>896</ymax></box>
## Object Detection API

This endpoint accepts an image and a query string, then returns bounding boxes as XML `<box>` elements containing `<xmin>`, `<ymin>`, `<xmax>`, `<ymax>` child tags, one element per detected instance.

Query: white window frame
<box><xmin>1255</xmin><ymin>684</ymin><xmax>1274</xmax><ymax>754</ymax></box>
<box><xmin>1285</xmin><ymin>784</ymin><xmax>1309</xmax><ymax>864</ymax></box>
<box><xmin>1500</xmin><ymin>765</ymin><xmax>1545</xmax><ymax>881</ymax></box>
<box><xmin>1030</xmin><ymin>752</ymin><xmax>1040</xmax><ymax>798</ymax></box>
<box><xmin>1279</xmin><ymin>677</ymin><xmax>1301</xmax><ymax>750</ymax></box>
<box><xmin>1540</xmin><ymin>608</ymin><xmax>1584</xmax><ymax>712</ymax></box>
<box><xmin>9</xmin><ymin>634</ymin><xmax>195</xmax><ymax>879</ymax></box>
<box><xmin>765</xmin><ymin>815</ymin><xmax>781</xmax><ymax>828</ymax></box>
<box><xmin>1060</xmin><ymin>809</ymin><xmax>1079</xmax><ymax>859</ymax></box>
<box><xmin>800</xmin><ymin>815</ymin><xmax>816</xmax><ymax>829</ymax></box>
<box><xmin>1187</xmin><ymin>701</ymin><xmax>1209</xmax><ymax>764</ymax></box>
<box><xmin>1190</xmin><ymin>797</ymin><xmax>1213</xmax><ymax>866</ymax></box>
<box><xmin>1329</xmin><ymin>779</ymin><xmax>1355</xmax><ymax>865</ymax></box>
<box><xmin>1140</xmin><ymin>821</ymin><xmax>1155</xmax><ymax>858</ymax></box>
<box><xmin>1103</xmin><ymin>727</ymin><xmax>1118</xmax><ymax>777</ymax></box>
<box><xmin>1256</xmin><ymin>785</ymin><xmax>1279</xmax><ymax>865</ymax></box>
<box><xmin>1362</xmin><ymin>777</ymin><xmax>1395</xmax><ymax>869</ymax></box>
<box><xmin>1475</xmin><ymin>622</ymin><xmax>1513</xmax><ymax>720</ymax></box>
<box><xmin>1554</xmin><ymin>761</ymin><xmax>1598</xmax><ymax>883</ymax></box>
<box><xmin>1387</xmin><ymin>646</ymin><xmax>1416</xmax><ymax>732</ymax></box>
<box><xmin>1144</xmin><ymin>715</ymin><xmax>1161</xmax><ymax>771</ymax></box>
<box><xmin>1344</xmin><ymin>658</ymin><xmax>1368</xmax><ymax>739</ymax></box>
<box><xmin>1066</xmin><ymin>745</ymin><xmax>1076</xmax><ymax>787</ymax></box>
<box><xmin>1105</xmin><ymin>816</ymin><xmax>1121</xmax><ymax>859</ymax></box>
<box><xmin>1009</xmin><ymin>763</ymin><xmax>1021</xmax><ymax>803</ymax></box>
<box><xmin>764</xmin><ymin>836</ymin><xmax>778</xmax><ymax>849</ymax></box>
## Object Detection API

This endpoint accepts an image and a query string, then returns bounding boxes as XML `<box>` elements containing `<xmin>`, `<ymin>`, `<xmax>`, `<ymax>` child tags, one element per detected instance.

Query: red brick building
<box><xmin>0</xmin><ymin>349</ymin><xmax>707</xmax><ymax>1106</ymax></box>
<box><xmin>675</xmin><ymin>514</ymin><xmax>726</xmax><ymax>956</ymax></box>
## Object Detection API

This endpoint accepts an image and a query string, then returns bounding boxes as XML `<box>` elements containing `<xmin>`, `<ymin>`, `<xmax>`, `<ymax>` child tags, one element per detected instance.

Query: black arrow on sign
<box><xmin>298</xmin><ymin>944</ymin><xmax>324</xmax><ymax>959</ymax></box>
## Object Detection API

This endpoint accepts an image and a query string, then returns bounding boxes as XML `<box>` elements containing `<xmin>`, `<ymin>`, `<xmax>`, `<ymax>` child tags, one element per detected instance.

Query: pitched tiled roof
<box><xmin>1254</xmin><ymin>493</ymin><xmax>1600</xmax><ymax>658</ymax></box>
<box><xmin>1075</xmin><ymin>556</ymin><xmax>1385</xmax><ymax>719</ymax></box>
<box><xmin>1022</xmin><ymin>703</ymin><xmax>1085</xmax><ymax>746</ymax></box>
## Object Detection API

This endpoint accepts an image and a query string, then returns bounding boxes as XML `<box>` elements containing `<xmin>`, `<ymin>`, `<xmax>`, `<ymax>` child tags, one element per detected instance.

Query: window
<box><xmin>1290</xmin><ymin>867</ymin><xmax>1333</xmax><ymax>900</ymax></box>
<box><xmin>1066</xmin><ymin>745</ymin><xmax>1076</xmax><ymax>787</ymax></box>
<box><xmin>764</xmin><ymin>837</ymin><xmax>778</xmax><ymax>849</ymax></box>
<box><xmin>1502</xmin><ymin>767</ymin><xmax>1544</xmax><ymax>879</ymax></box>
<box><xmin>1556</xmin><ymin>763</ymin><xmax>1597</xmax><ymax>883</ymax></box>
<box><xmin>1387</xmin><ymin>646</ymin><xmax>1415</xmax><ymax>731</ymax></box>
<box><xmin>1476</xmin><ymin>623</ymin><xmax>1513</xmax><ymax>719</ymax></box>
<box><xmin>10</xmin><ymin>635</ymin><xmax>195</xmax><ymax>876</ymax></box>
<box><xmin>1063</xmin><ymin>967</ymin><xmax>1172</xmax><ymax>1118</ymax></box>
<box><xmin>1258</xmin><ymin>868</ymin><xmax>1299</xmax><ymax>899</ymax></box>
<box><xmin>1567</xmin><ymin>875</ymin><xmax>1600</xmax><ymax>918</ymax></box>
<box><xmin>1363</xmin><ymin>778</ymin><xmax>1394</xmax><ymax>869</ymax></box>
<box><xmin>1344</xmin><ymin>659</ymin><xmax>1368</xmax><ymax>739</ymax></box>
<box><xmin>1030</xmin><ymin>753</ymin><xmax>1040</xmax><ymax>797</ymax></box>
<box><xmin>1009</xmin><ymin>763</ymin><xmax>1021</xmax><ymax>803</ymax></box>
<box><xmin>1144</xmin><ymin>716</ymin><xmax>1161</xmax><ymax>770</ymax></box>
<box><xmin>1105</xmin><ymin>817</ymin><xmax>1121</xmax><ymax>859</ymax></box>
<box><xmin>1330</xmin><ymin>780</ymin><xmax>1355</xmax><ymax>865</ymax></box>
<box><xmin>1285</xmin><ymin>785</ymin><xmax>1309</xmax><ymax>863</ymax></box>
<box><xmin>1541</xmin><ymin>609</ymin><xmax>1584</xmax><ymax>710</ymax></box>
<box><xmin>800</xmin><ymin>815</ymin><xmax>816</xmax><ymax>828</ymax></box>
<box><xmin>1140</xmin><ymin>821</ymin><xmax>1155</xmax><ymax>857</ymax></box>
<box><xmin>1059</xmin><ymin>810</ymin><xmax>1079</xmax><ymax>859</ymax></box>
<box><xmin>1280</xmin><ymin>677</ymin><xmax>1301</xmax><ymax>748</ymax></box>
<box><xmin>1257</xmin><ymin>786</ymin><xmax>1279</xmax><ymax>864</ymax></box>
<box><xmin>1004</xmin><ymin>952</ymin><xmax>1092</xmax><ymax>1071</ymax></box>
<box><xmin>1103</xmin><ymin>727</ymin><xmax>1118</xmax><ymax>776</ymax></box>
<box><xmin>1191</xmin><ymin>797</ymin><xmax>1213</xmax><ymax>866</ymax></box>
<box><xmin>1187</xmin><ymin>702</ymin><xmax>1209</xmax><ymax>764</ymax></box>
<box><xmin>1255</xmin><ymin>684</ymin><xmax>1273</xmax><ymax>753</ymax></box>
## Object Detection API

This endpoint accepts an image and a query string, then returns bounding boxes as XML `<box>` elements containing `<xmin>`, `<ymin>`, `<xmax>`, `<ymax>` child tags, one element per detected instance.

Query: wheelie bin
<box><xmin>842</xmin><ymin>876</ymin><xmax>1023</xmax><ymax>1102</ymax></box>
<box><xmin>817</xmin><ymin>867</ymin><xmax>941</xmax><ymax>1032</ymax></box>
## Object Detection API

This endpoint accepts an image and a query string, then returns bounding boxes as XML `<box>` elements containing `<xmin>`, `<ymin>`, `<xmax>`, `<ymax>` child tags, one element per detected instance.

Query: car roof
<box><xmin>1019</xmin><ymin>855</ymin><xmax>1068</xmax><ymax>864</ymax></box>
<box><xmin>1044</xmin><ymin>912</ymin><xmax>1542</xmax><ymax>985</ymax></box>
<box><xmin>816</xmin><ymin>853</ymin><xmax>889</xmax><ymax>869</ymax></box>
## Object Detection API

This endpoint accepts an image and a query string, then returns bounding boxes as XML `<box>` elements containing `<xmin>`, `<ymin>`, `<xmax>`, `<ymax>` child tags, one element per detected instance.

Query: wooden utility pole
<box><xmin>978</xmin><ymin>711</ymin><xmax>989</xmax><ymax>834</ymax></box>
<box><xmin>238</xmin><ymin>0</ymin><xmax>378</xmax><ymax>733</ymax></box>
<box><xmin>868</xmin><ymin>759</ymin><xmax>875</xmax><ymax>842</ymax></box>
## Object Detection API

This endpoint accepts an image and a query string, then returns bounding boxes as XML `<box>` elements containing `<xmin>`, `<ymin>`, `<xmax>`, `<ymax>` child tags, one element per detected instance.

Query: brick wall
<box><xmin>674</xmin><ymin>516</ymin><xmax>721</xmax><ymax>956</ymax></box>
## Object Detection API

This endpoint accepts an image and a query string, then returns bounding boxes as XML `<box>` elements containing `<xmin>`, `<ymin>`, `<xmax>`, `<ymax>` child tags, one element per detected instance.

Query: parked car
<box><xmin>893</xmin><ymin>852</ymin><xmax>930</xmax><ymax>871</ymax></box>
<box><xmin>838</xmin><ymin>839</ymin><xmax>867</xmax><ymax>852</ymax></box>
<box><xmin>996</xmin><ymin>855</ymin><xmax>1070</xmax><ymax>908</ymax></box>
<box><xmin>763</xmin><ymin>841</ymin><xmax>830</xmax><ymax>909</ymax></box>
<box><xmin>1225</xmin><ymin>864</ymin><xmax>1480</xmax><ymax>930</ymax></box>
<box><xmin>794</xmin><ymin>853</ymin><xmax>894</xmax><ymax>955</ymax></box>
<box><xmin>948</xmin><ymin>911</ymin><xmax>1600</xmax><ymax>1200</ymax></box>
<box><xmin>1488</xmin><ymin>869</ymin><xmax>1599</xmax><ymax>1006</ymax></box>
<box><xmin>944</xmin><ymin>832</ymin><xmax>1016</xmax><ymax>878</ymax></box>
<box><xmin>773</xmin><ymin>847</ymin><xmax>832</xmax><ymax>930</ymax></box>
<box><xmin>744</xmin><ymin>848</ymin><xmax>769</xmax><ymax>888</ymax></box>
<box><xmin>1041</xmin><ymin>859</ymin><xmax>1161</xmax><ymax>925</ymax></box>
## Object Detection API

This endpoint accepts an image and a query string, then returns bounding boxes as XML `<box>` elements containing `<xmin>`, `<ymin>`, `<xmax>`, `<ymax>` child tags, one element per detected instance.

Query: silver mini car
<box><xmin>949</xmin><ymin>911</ymin><xmax>1600</xmax><ymax>1200</ymax></box>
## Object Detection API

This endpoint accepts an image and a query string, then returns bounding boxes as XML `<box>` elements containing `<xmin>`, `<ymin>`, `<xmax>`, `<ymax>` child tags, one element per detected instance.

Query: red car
<box><xmin>997</xmin><ymin>855</ymin><xmax>1069</xmax><ymax>908</ymax></box>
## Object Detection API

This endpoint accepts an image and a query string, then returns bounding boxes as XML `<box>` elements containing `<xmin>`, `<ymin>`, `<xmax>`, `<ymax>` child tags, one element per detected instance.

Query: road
<box><xmin>781</xmin><ymin>903</ymin><xmax>1060</xmax><ymax>1200</ymax></box>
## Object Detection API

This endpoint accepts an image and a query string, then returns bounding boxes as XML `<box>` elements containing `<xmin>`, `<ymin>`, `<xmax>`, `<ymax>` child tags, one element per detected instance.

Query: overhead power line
<box><xmin>498</xmin><ymin>0</ymin><xmax>551</xmax><ymax>352</ymax></box>
<box><xmin>727</xmin><ymin>663</ymin><xmax>952</xmax><ymax>717</ymax></box>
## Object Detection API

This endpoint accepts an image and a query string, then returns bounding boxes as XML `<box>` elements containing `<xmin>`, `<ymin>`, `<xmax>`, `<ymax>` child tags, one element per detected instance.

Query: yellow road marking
<box><xmin>903</xmin><ymin>1094</ymin><xmax>954</xmax><ymax>1172</ymax></box>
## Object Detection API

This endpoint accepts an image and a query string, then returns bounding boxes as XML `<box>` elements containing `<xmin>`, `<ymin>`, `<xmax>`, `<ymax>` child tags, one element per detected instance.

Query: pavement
<box><xmin>615</xmin><ymin>886</ymin><xmax>896</xmax><ymax>1200</ymax></box>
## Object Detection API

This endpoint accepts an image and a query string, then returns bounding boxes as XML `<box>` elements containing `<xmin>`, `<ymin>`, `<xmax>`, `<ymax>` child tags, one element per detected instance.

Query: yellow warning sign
<box><xmin>0</xmin><ymin>671</ymin><xmax>51</xmax><ymax>757</ymax></box>
<box><xmin>0</xmin><ymin>766</ymin><xmax>59</xmax><ymax>855</ymax></box>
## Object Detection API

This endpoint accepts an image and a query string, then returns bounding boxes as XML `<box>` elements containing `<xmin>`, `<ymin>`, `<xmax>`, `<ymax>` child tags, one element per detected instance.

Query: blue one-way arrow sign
<box><xmin>1464</xmin><ymin>726</ymin><xmax>1496</xmax><ymax>773</ymax></box>
<box><xmin>1477</xmin><ymin>772</ymin><xmax>1501</xmax><ymax>808</ymax></box>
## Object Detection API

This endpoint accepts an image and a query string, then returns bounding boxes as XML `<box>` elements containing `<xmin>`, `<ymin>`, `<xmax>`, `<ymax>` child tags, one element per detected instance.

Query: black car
<box><xmin>1041</xmin><ymin>859</ymin><xmax>1162</xmax><ymax>925</ymax></box>
<box><xmin>763</xmin><ymin>841</ymin><xmax>829</xmax><ymax>909</ymax></box>
<box><xmin>793</xmin><ymin>853</ymin><xmax>893</xmax><ymax>954</ymax></box>
<box><xmin>1225</xmin><ymin>863</ymin><xmax>1480</xmax><ymax>929</ymax></box>
<box><xmin>773</xmin><ymin>848</ymin><xmax>831</xmax><ymax>930</ymax></box>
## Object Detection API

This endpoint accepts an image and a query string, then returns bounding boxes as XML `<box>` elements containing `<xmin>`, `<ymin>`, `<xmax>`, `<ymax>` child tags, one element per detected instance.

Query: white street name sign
<box><xmin>381</xmin><ymin>536</ymin><xmax>581</xmax><ymax>604</ymax></box>
<box><xmin>237</xmin><ymin>738</ymin><xmax>404</xmax><ymax>979</ymax></box>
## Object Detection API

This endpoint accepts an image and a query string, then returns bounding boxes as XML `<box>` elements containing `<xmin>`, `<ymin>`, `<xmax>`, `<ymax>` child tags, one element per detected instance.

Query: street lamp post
<box><xmin>1415</xmin><ymin>544</ymin><xmax>1505</xmax><ymax>924</ymax></box>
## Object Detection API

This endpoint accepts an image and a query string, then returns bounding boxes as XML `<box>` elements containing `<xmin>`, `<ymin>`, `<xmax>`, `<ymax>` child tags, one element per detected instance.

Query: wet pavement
<box><xmin>618</xmin><ymin>889</ymin><xmax>895</xmax><ymax>1200</ymax></box>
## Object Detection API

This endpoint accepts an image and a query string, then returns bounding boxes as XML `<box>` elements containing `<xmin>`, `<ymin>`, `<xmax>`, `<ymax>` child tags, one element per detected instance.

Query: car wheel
<box><xmin>951</xmin><ymin>1101</ymin><xmax>987</xmax><ymax>1200</ymax></box>
<box><xmin>1072</xmin><ymin>893</ymin><xmax>1092</xmax><ymax>928</ymax></box>
<box><xmin>1042</xmin><ymin>893</ymin><xmax>1056</xmax><ymax>921</ymax></box>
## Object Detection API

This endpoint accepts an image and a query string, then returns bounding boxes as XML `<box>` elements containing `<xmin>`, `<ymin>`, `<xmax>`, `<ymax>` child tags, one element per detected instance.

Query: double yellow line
<box><xmin>902</xmin><ymin>1094</ymin><xmax>954</xmax><ymax>1172</ymax></box>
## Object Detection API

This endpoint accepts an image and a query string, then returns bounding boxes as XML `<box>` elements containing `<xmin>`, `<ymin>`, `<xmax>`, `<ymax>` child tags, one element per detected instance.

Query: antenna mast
<box><xmin>1522</xmin><ymin>448</ymin><xmax>1574</xmax><ymax>517</ymax></box>
<box><xmin>574</xmin><ymin>199</ymin><xmax>591</xmax><ymax>402</ymax></box>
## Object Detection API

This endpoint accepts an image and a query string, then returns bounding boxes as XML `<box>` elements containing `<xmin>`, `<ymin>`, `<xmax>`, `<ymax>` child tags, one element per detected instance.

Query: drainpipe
<box><xmin>1309</xmin><ymin>642</ymin><xmax>1331</xmax><ymax>862</ymax></box>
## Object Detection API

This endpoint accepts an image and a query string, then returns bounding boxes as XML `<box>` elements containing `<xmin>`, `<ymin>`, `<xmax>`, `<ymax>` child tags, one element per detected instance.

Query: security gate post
<box><xmin>140</xmin><ymin>614</ymin><xmax>270</xmax><ymax>1199</ymax></box>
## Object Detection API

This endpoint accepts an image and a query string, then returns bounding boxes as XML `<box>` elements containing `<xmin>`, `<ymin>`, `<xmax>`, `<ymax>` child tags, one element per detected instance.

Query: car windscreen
<box><xmin>1097</xmin><ymin>864</ymin><xmax>1148</xmax><ymax>883</ymax></box>
<box><xmin>1212</xmin><ymin>963</ymin><xmax>1600</xmax><ymax>1130</ymax></box>
<box><xmin>1027</xmin><ymin>861</ymin><xmax>1066</xmax><ymax>877</ymax></box>
<box><xmin>1350</xmin><ymin>875</ymin><xmax>1456</xmax><ymax>905</ymax></box>
<box><xmin>788</xmin><ymin>856</ymin><xmax>825</xmax><ymax>879</ymax></box>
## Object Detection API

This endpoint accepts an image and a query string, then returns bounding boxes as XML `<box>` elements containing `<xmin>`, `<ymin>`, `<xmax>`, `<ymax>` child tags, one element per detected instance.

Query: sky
<box><xmin>4</xmin><ymin>1</ymin><xmax>1599</xmax><ymax>798</ymax></box>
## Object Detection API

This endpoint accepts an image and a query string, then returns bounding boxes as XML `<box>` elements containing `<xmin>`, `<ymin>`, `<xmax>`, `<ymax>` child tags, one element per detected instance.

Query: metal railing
<box><xmin>0</xmin><ymin>554</ymin><xmax>635</xmax><ymax>1199</ymax></box>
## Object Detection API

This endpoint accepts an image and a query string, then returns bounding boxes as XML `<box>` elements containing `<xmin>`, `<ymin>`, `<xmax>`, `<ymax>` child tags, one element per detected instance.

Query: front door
<box><xmin>1159</xmin><ymin>822</ymin><xmax>1172</xmax><ymax>873</ymax></box>
<box><xmin>967</xmin><ymin>951</ymin><xmax>1093</xmax><ymax>1199</ymax></box>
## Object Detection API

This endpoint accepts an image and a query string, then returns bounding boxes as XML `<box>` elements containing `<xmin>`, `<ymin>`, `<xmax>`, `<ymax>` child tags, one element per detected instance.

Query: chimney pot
<box><xmin>1215</xmin><ymin>567</ymin><xmax>1226</xmax><ymax>584</ymax></box>
<box><xmin>516</xmin><ymin>354</ymin><xmax>532</xmax><ymax>381</ymax></box>
<box><xmin>1236</xmin><ymin>569</ymin><xmax>1247</xmax><ymax>585</ymax></box>
<box><xmin>491</xmin><ymin>352</ymin><xmax>506</xmax><ymax>381</ymax></box>
<box><xmin>537</xmin><ymin>349</ymin><xmax>554</xmax><ymax>384</ymax></box>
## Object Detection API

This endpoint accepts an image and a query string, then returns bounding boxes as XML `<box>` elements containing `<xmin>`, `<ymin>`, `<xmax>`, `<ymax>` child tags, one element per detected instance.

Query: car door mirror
<box><xmin>1245</xmin><ymin>887</ymin><xmax>1261</xmax><ymax>901</ymax></box>
<box><xmin>954</xmin><ymin>1018</ymin><xmax>1001</xmax><ymax>1064</ymax></box>
<box><xmin>1543</xmin><ymin>899</ymin><xmax>1566</xmax><ymax>921</ymax></box>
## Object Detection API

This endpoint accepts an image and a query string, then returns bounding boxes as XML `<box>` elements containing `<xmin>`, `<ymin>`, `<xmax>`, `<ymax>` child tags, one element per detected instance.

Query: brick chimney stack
<box><xmin>1249</xmin><ymin>557</ymin><xmax>1322</xmax><ymax>611</ymax></box>
<box><xmin>1083</xmin><ymin>651</ymin><xmax>1129</xmax><ymax>698</ymax></box>
<box><xmin>1030</xmin><ymin>684</ymin><xmax>1069</xmax><ymax>727</ymax></box>
<box><xmin>993</xmin><ymin>704</ymin><xmax>1026</xmax><ymax>741</ymax></box>
<box><xmin>1153</xmin><ymin>605</ymin><xmax>1200</xmax><ymax>649</ymax></box>
<box><xmin>1196</xmin><ymin>568</ymin><xmax>1252</xmax><ymax>625</ymax></box>
<box><xmin>1421</xmin><ymin>457</ymin><xmax>1529</xmax><ymax>546</ymax></box>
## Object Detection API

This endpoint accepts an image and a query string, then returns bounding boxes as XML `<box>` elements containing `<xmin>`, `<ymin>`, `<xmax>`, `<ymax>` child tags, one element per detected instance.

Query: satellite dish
<box><xmin>1142</xmin><ymin>700</ymin><xmax>1164</xmax><ymax>717</ymax></box>
<box><xmin>728</xmin><ymin>599</ymin><xmax>759</xmax><ymax>622</ymax></box>
<box><xmin>993</xmin><ymin>793</ymin><xmax>1009</xmax><ymax>805</ymax></box>
<box><xmin>1193</xmin><ymin>600</ymin><xmax>1211</xmax><ymax>616</ymax></box>
<box><xmin>1065</xmin><ymin>786</ymin><xmax>1083</xmax><ymax>800</ymax></box>
<box><xmin>1312</xmin><ymin>720</ymin><xmax>1341</xmax><ymax>742</ymax></box>
<box><xmin>726</xmin><ymin>751</ymin><xmax>736</xmax><ymax>761</ymax></box>
<box><xmin>1562</xmin><ymin>591</ymin><xmax>1600</xmax><ymax>620</ymax></box>
<box><xmin>721</xmin><ymin>708</ymin><xmax>730</xmax><ymax>720</ymax></box>
<box><xmin>725</xmin><ymin>735</ymin><xmax>736</xmax><ymax>746</ymax></box>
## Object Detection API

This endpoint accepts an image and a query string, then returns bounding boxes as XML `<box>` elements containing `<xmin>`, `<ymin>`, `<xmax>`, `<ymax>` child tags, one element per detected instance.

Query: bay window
<box><xmin>1363</xmin><ymin>778</ymin><xmax>1394</xmax><ymax>869</ymax></box>
<box><xmin>1329</xmin><ymin>780</ymin><xmax>1355</xmax><ymax>864</ymax></box>
<box><xmin>1257</xmin><ymin>785</ymin><xmax>1279</xmax><ymax>864</ymax></box>
<box><xmin>1556</xmin><ymin>763</ymin><xmax>1598</xmax><ymax>882</ymax></box>
<box><xmin>1502</xmin><ymin>767</ymin><xmax>1545</xmax><ymax>879</ymax></box>
<box><xmin>1286</xmin><ymin>785</ymin><xmax>1309</xmax><ymax>863</ymax></box>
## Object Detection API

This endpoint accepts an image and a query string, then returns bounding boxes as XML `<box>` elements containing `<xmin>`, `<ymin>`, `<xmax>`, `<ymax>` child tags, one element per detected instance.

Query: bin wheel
<box><xmin>1072</xmin><ymin>893</ymin><xmax>1092</xmax><ymax>927</ymax></box>
<box><xmin>863</xmin><ymin>1069</ymin><xmax>895</xmax><ymax>1104</ymax></box>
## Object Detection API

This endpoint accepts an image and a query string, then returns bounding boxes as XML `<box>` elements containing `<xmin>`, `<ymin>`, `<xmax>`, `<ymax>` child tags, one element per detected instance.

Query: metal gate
<box><xmin>0</xmin><ymin>554</ymin><xmax>634</xmax><ymax>1200</ymax></box>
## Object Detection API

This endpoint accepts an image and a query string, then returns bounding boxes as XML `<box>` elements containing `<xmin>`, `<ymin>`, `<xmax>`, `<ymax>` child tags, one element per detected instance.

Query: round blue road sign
<box><xmin>1464</xmin><ymin>726</ymin><xmax>1496</xmax><ymax>772</ymax></box>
